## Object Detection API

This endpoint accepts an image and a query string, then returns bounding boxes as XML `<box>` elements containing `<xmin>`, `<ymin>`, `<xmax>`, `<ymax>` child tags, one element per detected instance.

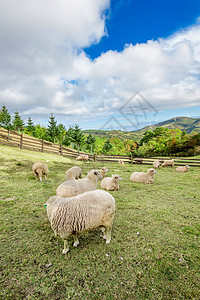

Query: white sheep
<box><xmin>176</xmin><ymin>165</ymin><xmax>190</xmax><ymax>172</ymax></box>
<box><xmin>130</xmin><ymin>168</ymin><xmax>157</xmax><ymax>184</ymax></box>
<box><xmin>101</xmin><ymin>174</ymin><xmax>122</xmax><ymax>191</ymax></box>
<box><xmin>118</xmin><ymin>160</ymin><xmax>124</xmax><ymax>165</ymax></box>
<box><xmin>100</xmin><ymin>167</ymin><xmax>109</xmax><ymax>177</ymax></box>
<box><xmin>32</xmin><ymin>162</ymin><xmax>49</xmax><ymax>182</ymax></box>
<box><xmin>76</xmin><ymin>154</ymin><xmax>89</xmax><ymax>161</ymax></box>
<box><xmin>45</xmin><ymin>190</ymin><xmax>115</xmax><ymax>254</ymax></box>
<box><xmin>162</xmin><ymin>159</ymin><xmax>174</xmax><ymax>167</ymax></box>
<box><xmin>153</xmin><ymin>160</ymin><xmax>161</xmax><ymax>169</ymax></box>
<box><xmin>56</xmin><ymin>169</ymin><xmax>103</xmax><ymax>197</ymax></box>
<box><xmin>65</xmin><ymin>166</ymin><xmax>82</xmax><ymax>181</ymax></box>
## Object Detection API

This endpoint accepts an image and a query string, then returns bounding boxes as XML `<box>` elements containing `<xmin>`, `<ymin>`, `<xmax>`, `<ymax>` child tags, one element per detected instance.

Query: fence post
<box><xmin>20</xmin><ymin>134</ymin><xmax>23</xmax><ymax>149</ymax></box>
<box><xmin>41</xmin><ymin>138</ymin><xmax>44</xmax><ymax>152</ymax></box>
<box><xmin>131</xmin><ymin>153</ymin><xmax>133</xmax><ymax>164</ymax></box>
<box><xmin>94</xmin><ymin>153</ymin><xmax>96</xmax><ymax>162</ymax></box>
<box><xmin>60</xmin><ymin>144</ymin><xmax>63</xmax><ymax>156</ymax></box>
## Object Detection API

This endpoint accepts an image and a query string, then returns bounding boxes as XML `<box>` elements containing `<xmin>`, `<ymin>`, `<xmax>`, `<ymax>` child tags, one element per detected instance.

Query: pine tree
<box><xmin>26</xmin><ymin>117</ymin><xmax>35</xmax><ymax>134</ymax></box>
<box><xmin>86</xmin><ymin>133</ymin><xmax>96</xmax><ymax>152</ymax></box>
<box><xmin>67</xmin><ymin>124</ymin><xmax>85</xmax><ymax>149</ymax></box>
<box><xmin>0</xmin><ymin>104</ymin><xmax>12</xmax><ymax>130</ymax></box>
<box><xmin>12</xmin><ymin>110</ymin><xmax>24</xmax><ymax>132</ymax></box>
<box><xmin>102</xmin><ymin>138</ymin><xmax>113</xmax><ymax>154</ymax></box>
<box><xmin>47</xmin><ymin>113</ymin><xmax>58</xmax><ymax>143</ymax></box>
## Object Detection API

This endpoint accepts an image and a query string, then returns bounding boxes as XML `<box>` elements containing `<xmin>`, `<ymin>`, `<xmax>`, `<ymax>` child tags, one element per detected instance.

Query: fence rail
<box><xmin>0</xmin><ymin>127</ymin><xmax>200</xmax><ymax>167</ymax></box>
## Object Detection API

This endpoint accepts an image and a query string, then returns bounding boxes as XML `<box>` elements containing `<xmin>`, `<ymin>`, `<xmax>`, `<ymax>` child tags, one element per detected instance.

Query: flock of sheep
<box><xmin>32</xmin><ymin>157</ymin><xmax>190</xmax><ymax>254</ymax></box>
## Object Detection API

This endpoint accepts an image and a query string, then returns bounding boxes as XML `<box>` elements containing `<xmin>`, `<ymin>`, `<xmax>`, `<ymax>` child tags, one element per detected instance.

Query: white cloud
<box><xmin>0</xmin><ymin>0</ymin><xmax>200</xmax><ymax>128</ymax></box>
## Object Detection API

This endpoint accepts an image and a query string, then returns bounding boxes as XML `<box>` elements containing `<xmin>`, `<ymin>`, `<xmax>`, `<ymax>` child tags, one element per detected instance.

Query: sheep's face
<box><xmin>148</xmin><ymin>168</ymin><xmax>157</xmax><ymax>175</ymax></box>
<box><xmin>101</xmin><ymin>167</ymin><xmax>108</xmax><ymax>173</ymax></box>
<box><xmin>113</xmin><ymin>174</ymin><xmax>122</xmax><ymax>181</ymax></box>
<box><xmin>88</xmin><ymin>169</ymin><xmax>103</xmax><ymax>180</ymax></box>
<box><xmin>186</xmin><ymin>165</ymin><xmax>190</xmax><ymax>170</ymax></box>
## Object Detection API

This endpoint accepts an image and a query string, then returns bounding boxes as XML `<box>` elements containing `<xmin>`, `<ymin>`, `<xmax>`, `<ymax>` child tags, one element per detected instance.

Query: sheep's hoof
<box><xmin>106</xmin><ymin>239</ymin><xmax>111</xmax><ymax>244</ymax></box>
<box><xmin>73</xmin><ymin>241</ymin><xmax>79</xmax><ymax>247</ymax></box>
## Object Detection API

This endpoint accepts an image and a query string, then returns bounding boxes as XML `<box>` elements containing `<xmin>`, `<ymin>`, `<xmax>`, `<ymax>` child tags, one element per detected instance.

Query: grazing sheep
<box><xmin>130</xmin><ymin>168</ymin><xmax>157</xmax><ymax>184</ymax></box>
<box><xmin>118</xmin><ymin>160</ymin><xmax>124</xmax><ymax>165</ymax></box>
<box><xmin>153</xmin><ymin>160</ymin><xmax>161</xmax><ymax>169</ymax></box>
<box><xmin>176</xmin><ymin>165</ymin><xmax>190</xmax><ymax>172</ymax></box>
<box><xmin>134</xmin><ymin>158</ymin><xmax>143</xmax><ymax>164</ymax></box>
<box><xmin>162</xmin><ymin>159</ymin><xmax>174</xmax><ymax>167</ymax></box>
<box><xmin>101</xmin><ymin>174</ymin><xmax>122</xmax><ymax>191</ymax></box>
<box><xmin>45</xmin><ymin>190</ymin><xmax>115</xmax><ymax>254</ymax></box>
<box><xmin>76</xmin><ymin>154</ymin><xmax>89</xmax><ymax>161</ymax></box>
<box><xmin>158</xmin><ymin>159</ymin><xmax>164</xmax><ymax>164</ymax></box>
<box><xmin>32</xmin><ymin>162</ymin><xmax>49</xmax><ymax>182</ymax></box>
<box><xmin>65</xmin><ymin>166</ymin><xmax>82</xmax><ymax>181</ymax></box>
<box><xmin>56</xmin><ymin>169</ymin><xmax>103</xmax><ymax>197</ymax></box>
<box><xmin>100</xmin><ymin>167</ymin><xmax>109</xmax><ymax>177</ymax></box>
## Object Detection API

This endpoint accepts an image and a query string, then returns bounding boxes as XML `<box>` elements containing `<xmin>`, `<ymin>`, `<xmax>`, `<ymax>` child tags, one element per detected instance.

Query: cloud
<box><xmin>0</xmin><ymin>1</ymin><xmax>200</xmax><ymax>128</ymax></box>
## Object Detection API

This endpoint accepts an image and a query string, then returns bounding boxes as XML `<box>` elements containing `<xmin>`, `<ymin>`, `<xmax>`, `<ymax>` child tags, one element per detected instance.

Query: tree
<box><xmin>47</xmin><ymin>113</ymin><xmax>58</xmax><ymax>143</ymax></box>
<box><xmin>12</xmin><ymin>110</ymin><xmax>24</xmax><ymax>132</ymax></box>
<box><xmin>86</xmin><ymin>133</ymin><xmax>96</xmax><ymax>152</ymax></box>
<box><xmin>25</xmin><ymin>117</ymin><xmax>35</xmax><ymax>135</ymax></box>
<box><xmin>67</xmin><ymin>124</ymin><xmax>85</xmax><ymax>149</ymax></box>
<box><xmin>33</xmin><ymin>124</ymin><xmax>47</xmax><ymax>140</ymax></box>
<box><xmin>57</xmin><ymin>124</ymin><xmax>66</xmax><ymax>144</ymax></box>
<box><xmin>0</xmin><ymin>104</ymin><xmax>12</xmax><ymax>130</ymax></box>
<box><xmin>102</xmin><ymin>138</ymin><xmax>113</xmax><ymax>154</ymax></box>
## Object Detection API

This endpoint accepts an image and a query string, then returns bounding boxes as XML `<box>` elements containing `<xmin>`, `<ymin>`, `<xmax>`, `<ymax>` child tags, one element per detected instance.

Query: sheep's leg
<box><xmin>62</xmin><ymin>239</ymin><xmax>69</xmax><ymax>254</ymax></box>
<box><xmin>100</xmin><ymin>227</ymin><xmax>106</xmax><ymax>239</ymax></box>
<box><xmin>73</xmin><ymin>233</ymin><xmax>79</xmax><ymax>247</ymax></box>
<box><xmin>105</xmin><ymin>227</ymin><xmax>112</xmax><ymax>244</ymax></box>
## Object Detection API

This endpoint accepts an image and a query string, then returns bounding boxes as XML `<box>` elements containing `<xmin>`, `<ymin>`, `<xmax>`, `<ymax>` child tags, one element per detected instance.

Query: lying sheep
<box><xmin>56</xmin><ymin>169</ymin><xmax>103</xmax><ymax>197</ymax></box>
<box><xmin>45</xmin><ymin>190</ymin><xmax>115</xmax><ymax>254</ymax></box>
<box><xmin>176</xmin><ymin>165</ymin><xmax>190</xmax><ymax>172</ymax></box>
<box><xmin>32</xmin><ymin>162</ymin><xmax>49</xmax><ymax>182</ymax></box>
<box><xmin>118</xmin><ymin>160</ymin><xmax>124</xmax><ymax>165</ymax></box>
<box><xmin>153</xmin><ymin>160</ymin><xmax>161</xmax><ymax>169</ymax></box>
<box><xmin>134</xmin><ymin>158</ymin><xmax>143</xmax><ymax>164</ymax></box>
<box><xmin>130</xmin><ymin>168</ymin><xmax>157</xmax><ymax>184</ymax></box>
<box><xmin>76</xmin><ymin>154</ymin><xmax>89</xmax><ymax>161</ymax></box>
<box><xmin>101</xmin><ymin>174</ymin><xmax>122</xmax><ymax>191</ymax></box>
<box><xmin>65</xmin><ymin>166</ymin><xmax>82</xmax><ymax>181</ymax></box>
<box><xmin>100</xmin><ymin>167</ymin><xmax>109</xmax><ymax>177</ymax></box>
<box><xmin>162</xmin><ymin>159</ymin><xmax>174</xmax><ymax>167</ymax></box>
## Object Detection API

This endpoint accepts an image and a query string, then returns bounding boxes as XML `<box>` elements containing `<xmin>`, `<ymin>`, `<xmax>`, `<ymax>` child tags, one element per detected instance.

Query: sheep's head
<box><xmin>112</xmin><ymin>174</ymin><xmax>122</xmax><ymax>181</ymax></box>
<box><xmin>87</xmin><ymin>169</ymin><xmax>103</xmax><ymax>180</ymax></box>
<box><xmin>148</xmin><ymin>168</ymin><xmax>157</xmax><ymax>175</ymax></box>
<box><xmin>186</xmin><ymin>165</ymin><xmax>190</xmax><ymax>170</ymax></box>
<box><xmin>101</xmin><ymin>167</ymin><xmax>108</xmax><ymax>173</ymax></box>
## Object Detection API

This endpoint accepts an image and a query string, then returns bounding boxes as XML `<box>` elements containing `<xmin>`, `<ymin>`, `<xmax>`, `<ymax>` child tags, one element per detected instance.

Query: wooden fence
<box><xmin>0</xmin><ymin>127</ymin><xmax>200</xmax><ymax>167</ymax></box>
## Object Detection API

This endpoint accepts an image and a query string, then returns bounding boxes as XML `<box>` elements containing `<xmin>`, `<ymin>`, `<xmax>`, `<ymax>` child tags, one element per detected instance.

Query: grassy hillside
<box><xmin>0</xmin><ymin>144</ymin><xmax>200</xmax><ymax>299</ymax></box>
<box><xmin>84</xmin><ymin>117</ymin><xmax>200</xmax><ymax>142</ymax></box>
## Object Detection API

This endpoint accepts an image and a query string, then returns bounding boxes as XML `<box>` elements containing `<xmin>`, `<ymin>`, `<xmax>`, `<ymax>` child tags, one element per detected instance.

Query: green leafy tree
<box><xmin>102</xmin><ymin>138</ymin><xmax>113</xmax><ymax>154</ymax></box>
<box><xmin>12</xmin><ymin>110</ymin><xmax>24</xmax><ymax>132</ymax></box>
<box><xmin>57</xmin><ymin>124</ymin><xmax>66</xmax><ymax>144</ymax></box>
<box><xmin>47</xmin><ymin>113</ymin><xmax>58</xmax><ymax>143</ymax></box>
<box><xmin>33</xmin><ymin>124</ymin><xmax>47</xmax><ymax>140</ymax></box>
<box><xmin>0</xmin><ymin>104</ymin><xmax>12</xmax><ymax>130</ymax></box>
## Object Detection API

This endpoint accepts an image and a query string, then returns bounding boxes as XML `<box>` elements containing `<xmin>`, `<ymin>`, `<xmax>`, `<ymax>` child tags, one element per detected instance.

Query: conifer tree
<box><xmin>0</xmin><ymin>104</ymin><xmax>12</xmax><ymax>130</ymax></box>
<box><xmin>47</xmin><ymin>113</ymin><xmax>58</xmax><ymax>143</ymax></box>
<box><xmin>102</xmin><ymin>138</ymin><xmax>113</xmax><ymax>154</ymax></box>
<box><xmin>12</xmin><ymin>110</ymin><xmax>24</xmax><ymax>132</ymax></box>
<box><xmin>26</xmin><ymin>117</ymin><xmax>35</xmax><ymax>135</ymax></box>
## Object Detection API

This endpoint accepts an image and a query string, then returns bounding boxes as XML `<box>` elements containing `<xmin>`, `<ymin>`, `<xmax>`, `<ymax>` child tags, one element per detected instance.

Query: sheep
<box><xmin>153</xmin><ymin>160</ymin><xmax>161</xmax><ymax>169</ymax></box>
<box><xmin>162</xmin><ymin>159</ymin><xmax>174</xmax><ymax>167</ymax></box>
<box><xmin>56</xmin><ymin>169</ymin><xmax>103</xmax><ymax>197</ymax></box>
<box><xmin>118</xmin><ymin>160</ymin><xmax>124</xmax><ymax>165</ymax></box>
<box><xmin>101</xmin><ymin>174</ymin><xmax>122</xmax><ymax>191</ymax></box>
<box><xmin>76</xmin><ymin>154</ymin><xmax>89</xmax><ymax>161</ymax></box>
<box><xmin>32</xmin><ymin>162</ymin><xmax>49</xmax><ymax>182</ymax></box>
<box><xmin>130</xmin><ymin>168</ymin><xmax>157</xmax><ymax>184</ymax></box>
<box><xmin>45</xmin><ymin>190</ymin><xmax>115</xmax><ymax>254</ymax></box>
<box><xmin>100</xmin><ymin>167</ymin><xmax>109</xmax><ymax>177</ymax></box>
<box><xmin>134</xmin><ymin>158</ymin><xmax>143</xmax><ymax>164</ymax></box>
<box><xmin>65</xmin><ymin>166</ymin><xmax>82</xmax><ymax>181</ymax></box>
<box><xmin>176</xmin><ymin>165</ymin><xmax>190</xmax><ymax>172</ymax></box>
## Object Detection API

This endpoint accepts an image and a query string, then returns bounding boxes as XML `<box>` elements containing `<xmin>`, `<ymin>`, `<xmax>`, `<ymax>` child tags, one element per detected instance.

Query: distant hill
<box><xmin>84</xmin><ymin>117</ymin><xmax>200</xmax><ymax>142</ymax></box>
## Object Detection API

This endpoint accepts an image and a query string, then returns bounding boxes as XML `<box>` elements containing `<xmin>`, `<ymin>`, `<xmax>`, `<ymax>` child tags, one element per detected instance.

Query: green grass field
<box><xmin>0</xmin><ymin>144</ymin><xmax>200</xmax><ymax>299</ymax></box>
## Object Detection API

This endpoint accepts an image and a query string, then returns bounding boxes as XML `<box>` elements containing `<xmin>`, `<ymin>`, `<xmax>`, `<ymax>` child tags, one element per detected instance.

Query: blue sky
<box><xmin>0</xmin><ymin>0</ymin><xmax>200</xmax><ymax>131</ymax></box>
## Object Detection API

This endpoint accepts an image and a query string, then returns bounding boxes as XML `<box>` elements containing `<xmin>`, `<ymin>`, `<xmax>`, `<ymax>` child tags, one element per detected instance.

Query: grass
<box><xmin>0</xmin><ymin>144</ymin><xmax>200</xmax><ymax>299</ymax></box>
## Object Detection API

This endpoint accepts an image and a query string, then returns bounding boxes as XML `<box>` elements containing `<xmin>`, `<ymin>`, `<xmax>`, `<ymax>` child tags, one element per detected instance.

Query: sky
<box><xmin>0</xmin><ymin>0</ymin><xmax>200</xmax><ymax>131</ymax></box>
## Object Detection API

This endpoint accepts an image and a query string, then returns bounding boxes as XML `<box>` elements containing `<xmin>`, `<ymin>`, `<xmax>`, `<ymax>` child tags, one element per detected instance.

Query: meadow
<box><xmin>0</xmin><ymin>144</ymin><xmax>199</xmax><ymax>299</ymax></box>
